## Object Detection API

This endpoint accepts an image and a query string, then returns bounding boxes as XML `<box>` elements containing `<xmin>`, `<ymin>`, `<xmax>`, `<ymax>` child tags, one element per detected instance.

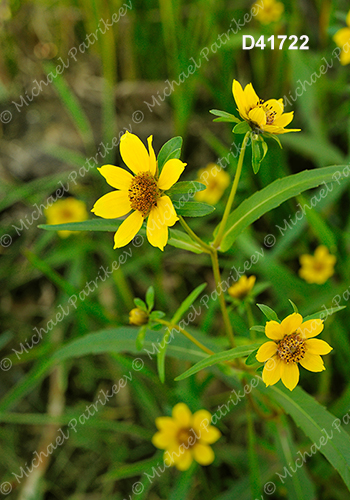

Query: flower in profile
<box><xmin>254</xmin><ymin>0</ymin><xmax>284</xmax><ymax>25</ymax></box>
<box><xmin>129</xmin><ymin>307</ymin><xmax>149</xmax><ymax>326</ymax></box>
<box><xmin>195</xmin><ymin>164</ymin><xmax>230</xmax><ymax>205</ymax></box>
<box><xmin>45</xmin><ymin>197</ymin><xmax>88</xmax><ymax>238</ymax></box>
<box><xmin>232</xmin><ymin>80</ymin><xmax>300</xmax><ymax>135</ymax></box>
<box><xmin>333</xmin><ymin>11</ymin><xmax>350</xmax><ymax>65</ymax></box>
<box><xmin>256</xmin><ymin>313</ymin><xmax>332</xmax><ymax>391</ymax></box>
<box><xmin>92</xmin><ymin>132</ymin><xmax>186</xmax><ymax>251</ymax></box>
<box><xmin>228</xmin><ymin>275</ymin><xmax>256</xmax><ymax>300</ymax></box>
<box><xmin>299</xmin><ymin>245</ymin><xmax>336</xmax><ymax>284</ymax></box>
<box><xmin>152</xmin><ymin>403</ymin><xmax>221</xmax><ymax>471</ymax></box>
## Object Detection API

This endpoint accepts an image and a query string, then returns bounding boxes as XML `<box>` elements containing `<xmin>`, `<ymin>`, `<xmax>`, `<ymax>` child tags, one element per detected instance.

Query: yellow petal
<box><xmin>273</xmin><ymin>111</ymin><xmax>294</xmax><ymax>128</ymax></box>
<box><xmin>281</xmin><ymin>362</ymin><xmax>299</xmax><ymax>391</ymax></box>
<box><xmin>248</xmin><ymin>107</ymin><xmax>266</xmax><ymax>127</ymax></box>
<box><xmin>174</xmin><ymin>449</ymin><xmax>193</xmax><ymax>471</ymax></box>
<box><xmin>147</xmin><ymin>206</ymin><xmax>168</xmax><ymax>251</ymax></box>
<box><xmin>120</xmin><ymin>132</ymin><xmax>150</xmax><ymax>175</ymax></box>
<box><xmin>341</xmin><ymin>49</ymin><xmax>350</xmax><ymax>65</ymax></box>
<box><xmin>155</xmin><ymin>416</ymin><xmax>179</xmax><ymax>432</ymax></box>
<box><xmin>152</xmin><ymin>431</ymin><xmax>176</xmax><ymax>449</ymax></box>
<box><xmin>264</xmin><ymin>99</ymin><xmax>284</xmax><ymax>118</ymax></box>
<box><xmin>113</xmin><ymin>210</ymin><xmax>143</xmax><ymax>248</ymax></box>
<box><xmin>333</xmin><ymin>27</ymin><xmax>350</xmax><ymax>48</ymax></box>
<box><xmin>305</xmin><ymin>339</ymin><xmax>332</xmax><ymax>355</ymax></box>
<box><xmin>299</xmin><ymin>353</ymin><xmax>325</xmax><ymax>372</ymax></box>
<box><xmin>297</xmin><ymin>319</ymin><xmax>324</xmax><ymax>339</ymax></box>
<box><xmin>256</xmin><ymin>341</ymin><xmax>278</xmax><ymax>362</ymax></box>
<box><xmin>97</xmin><ymin>165</ymin><xmax>133</xmax><ymax>190</ymax></box>
<box><xmin>232</xmin><ymin>79</ymin><xmax>248</xmax><ymax>118</ymax></box>
<box><xmin>192</xmin><ymin>409</ymin><xmax>212</xmax><ymax>434</ymax></box>
<box><xmin>265</xmin><ymin>320</ymin><xmax>284</xmax><ymax>340</ymax></box>
<box><xmin>199</xmin><ymin>426</ymin><xmax>221</xmax><ymax>445</ymax></box>
<box><xmin>299</xmin><ymin>254</ymin><xmax>314</xmax><ymax>266</ymax></box>
<box><xmin>147</xmin><ymin>135</ymin><xmax>157</xmax><ymax>175</ymax></box>
<box><xmin>244</xmin><ymin>83</ymin><xmax>260</xmax><ymax>109</ymax></box>
<box><xmin>192</xmin><ymin>443</ymin><xmax>215</xmax><ymax>465</ymax></box>
<box><xmin>281</xmin><ymin>313</ymin><xmax>303</xmax><ymax>336</ymax></box>
<box><xmin>91</xmin><ymin>191</ymin><xmax>131</xmax><ymax>219</ymax></box>
<box><xmin>158</xmin><ymin>159</ymin><xmax>186</xmax><ymax>190</ymax></box>
<box><xmin>262</xmin><ymin>356</ymin><xmax>282</xmax><ymax>386</ymax></box>
<box><xmin>172</xmin><ymin>403</ymin><xmax>192</xmax><ymax>427</ymax></box>
<box><xmin>157</xmin><ymin>195</ymin><xmax>178</xmax><ymax>226</ymax></box>
<box><xmin>314</xmin><ymin>245</ymin><xmax>328</xmax><ymax>259</ymax></box>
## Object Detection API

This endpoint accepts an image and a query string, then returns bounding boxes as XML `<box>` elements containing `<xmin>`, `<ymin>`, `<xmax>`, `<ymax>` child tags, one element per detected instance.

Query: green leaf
<box><xmin>174</xmin><ymin>344</ymin><xmax>262</xmax><ymax>381</ymax></box>
<box><xmin>136</xmin><ymin>325</ymin><xmax>148</xmax><ymax>351</ymax></box>
<box><xmin>289</xmin><ymin>300</ymin><xmax>299</xmax><ymax>314</ymax></box>
<box><xmin>157</xmin><ymin>137</ymin><xmax>183</xmax><ymax>170</ymax></box>
<box><xmin>256</xmin><ymin>304</ymin><xmax>280</xmax><ymax>322</ymax></box>
<box><xmin>145</xmin><ymin>286</ymin><xmax>155</xmax><ymax>311</ymax></box>
<box><xmin>263</xmin><ymin>132</ymin><xmax>283</xmax><ymax>149</ymax></box>
<box><xmin>250</xmin><ymin>325</ymin><xmax>265</xmax><ymax>333</ymax></box>
<box><xmin>303</xmin><ymin>305</ymin><xmax>346</xmax><ymax>322</ymax></box>
<box><xmin>173</xmin><ymin>201</ymin><xmax>215</xmax><ymax>217</ymax></box>
<box><xmin>218</xmin><ymin>165</ymin><xmax>346</xmax><ymax>252</ymax></box>
<box><xmin>39</xmin><ymin>219</ymin><xmax>122</xmax><ymax>232</ymax></box>
<box><xmin>167</xmin><ymin>181</ymin><xmax>206</xmax><ymax>198</ymax></box>
<box><xmin>149</xmin><ymin>311</ymin><xmax>166</xmax><ymax>320</ymax></box>
<box><xmin>168</xmin><ymin>228</ymin><xmax>203</xmax><ymax>254</ymax></box>
<box><xmin>134</xmin><ymin>298</ymin><xmax>147</xmax><ymax>312</ymax></box>
<box><xmin>259</xmin><ymin>383</ymin><xmax>350</xmax><ymax>491</ymax></box>
<box><xmin>233</xmin><ymin>121</ymin><xmax>251</xmax><ymax>134</ymax></box>
<box><xmin>245</xmin><ymin>348</ymin><xmax>259</xmax><ymax>365</ymax></box>
<box><xmin>171</xmin><ymin>283</ymin><xmax>207</xmax><ymax>324</ymax></box>
<box><xmin>210</xmin><ymin>109</ymin><xmax>241</xmax><ymax>123</ymax></box>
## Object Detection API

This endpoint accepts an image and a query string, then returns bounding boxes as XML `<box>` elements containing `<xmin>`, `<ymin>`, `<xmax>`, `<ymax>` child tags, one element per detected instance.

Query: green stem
<box><xmin>213</xmin><ymin>131</ymin><xmax>250</xmax><ymax>248</ymax></box>
<box><xmin>156</xmin><ymin>319</ymin><xmax>214</xmax><ymax>356</ymax></box>
<box><xmin>210</xmin><ymin>250</ymin><xmax>235</xmax><ymax>348</ymax></box>
<box><xmin>179</xmin><ymin>216</ymin><xmax>212</xmax><ymax>254</ymax></box>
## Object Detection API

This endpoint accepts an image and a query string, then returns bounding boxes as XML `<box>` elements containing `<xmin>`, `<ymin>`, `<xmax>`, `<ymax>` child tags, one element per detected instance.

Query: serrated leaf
<box><xmin>233</xmin><ymin>121</ymin><xmax>251</xmax><ymax>134</ymax></box>
<box><xmin>157</xmin><ymin>137</ymin><xmax>183</xmax><ymax>170</ymax></box>
<box><xmin>173</xmin><ymin>201</ymin><xmax>215</xmax><ymax>217</ymax></box>
<box><xmin>218</xmin><ymin>165</ymin><xmax>346</xmax><ymax>252</ymax></box>
<box><xmin>257</xmin><ymin>303</ymin><xmax>280</xmax><ymax>322</ymax></box>
<box><xmin>175</xmin><ymin>344</ymin><xmax>261</xmax><ymax>381</ymax></box>
<box><xmin>210</xmin><ymin>109</ymin><xmax>241</xmax><ymax>123</ymax></box>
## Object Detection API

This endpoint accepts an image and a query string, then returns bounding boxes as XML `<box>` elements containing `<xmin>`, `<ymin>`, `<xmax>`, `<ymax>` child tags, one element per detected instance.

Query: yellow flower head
<box><xmin>195</xmin><ymin>164</ymin><xmax>230</xmax><ymax>205</ymax></box>
<box><xmin>232</xmin><ymin>80</ymin><xmax>300</xmax><ymax>135</ymax></box>
<box><xmin>256</xmin><ymin>312</ymin><xmax>333</xmax><ymax>391</ymax></box>
<box><xmin>45</xmin><ymin>197</ymin><xmax>88</xmax><ymax>238</ymax></box>
<box><xmin>92</xmin><ymin>132</ymin><xmax>186</xmax><ymax>251</ymax></box>
<box><xmin>228</xmin><ymin>275</ymin><xmax>256</xmax><ymax>300</ymax></box>
<box><xmin>254</xmin><ymin>0</ymin><xmax>284</xmax><ymax>25</ymax></box>
<box><xmin>299</xmin><ymin>245</ymin><xmax>336</xmax><ymax>285</ymax></box>
<box><xmin>152</xmin><ymin>403</ymin><xmax>221</xmax><ymax>471</ymax></box>
<box><xmin>129</xmin><ymin>307</ymin><xmax>149</xmax><ymax>326</ymax></box>
<box><xmin>333</xmin><ymin>11</ymin><xmax>350</xmax><ymax>65</ymax></box>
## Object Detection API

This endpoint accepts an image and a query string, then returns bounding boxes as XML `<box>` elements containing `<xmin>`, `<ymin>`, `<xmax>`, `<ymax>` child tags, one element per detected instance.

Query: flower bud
<box><xmin>129</xmin><ymin>308</ymin><xmax>149</xmax><ymax>326</ymax></box>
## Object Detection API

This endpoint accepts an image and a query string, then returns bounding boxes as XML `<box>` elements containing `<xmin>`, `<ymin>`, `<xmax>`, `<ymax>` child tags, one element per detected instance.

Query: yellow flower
<box><xmin>299</xmin><ymin>245</ymin><xmax>336</xmax><ymax>285</ymax></box>
<box><xmin>195</xmin><ymin>164</ymin><xmax>230</xmax><ymax>205</ymax></box>
<box><xmin>152</xmin><ymin>403</ymin><xmax>221</xmax><ymax>471</ymax></box>
<box><xmin>45</xmin><ymin>197</ymin><xmax>88</xmax><ymax>238</ymax></box>
<box><xmin>232</xmin><ymin>80</ymin><xmax>300</xmax><ymax>135</ymax></box>
<box><xmin>129</xmin><ymin>307</ymin><xmax>148</xmax><ymax>326</ymax></box>
<box><xmin>254</xmin><ymin>0</ymin><xmax>284</xmax><ymax>25</ymax></box>
<box><xmin>333</xmin><ymin>11</ymin><xmax>350</xmax><ymax>65</ymax></box>
<box><xmin>92</xmin><ymin>132</ymin><xmax>186</xmax><ymax>251</ymax></box>
<box><xmin>256</xmin><ymin>312</ymin><xmax>333</xmax><ymax>391</ymax></box>
<box><xmin>228</xmin><ymin>275</ymin><xmax>256</xmax><ymax>300</ymax></box>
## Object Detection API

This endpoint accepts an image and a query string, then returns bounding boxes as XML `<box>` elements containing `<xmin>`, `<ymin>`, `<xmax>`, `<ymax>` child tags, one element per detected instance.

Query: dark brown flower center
<box><xmin>177</xmin><ymin>428</ymin><xmax>196</xmax><ymax>448</ymax></box>
<box><xmin>277</xmin><ymin>334</ymin><xmax>306</xmax><ymax>364</ymax></box>
<box><xmin>128</xmin><ymin>171</ymin><xmax>160</xmax><ymax>217</ymax></box>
